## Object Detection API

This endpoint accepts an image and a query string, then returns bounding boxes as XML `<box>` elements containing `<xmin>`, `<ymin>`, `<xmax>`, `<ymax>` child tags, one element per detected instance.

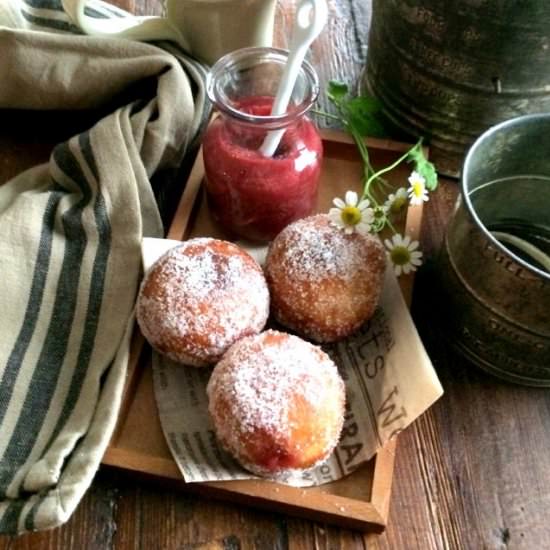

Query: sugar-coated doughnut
<box><xmin>207</xmin><ymin>330</ymin><xmax>345</xmax><ymax>479</ymax></box>
<box><xmin>265</xmin><ymin>214</ymin><xmax>386</xmax><ymax>343</ymax></box>
<box><xmin>136</xmin><ymin>238</ymin><xmax>269</xmax><ymax>366</ymax></box>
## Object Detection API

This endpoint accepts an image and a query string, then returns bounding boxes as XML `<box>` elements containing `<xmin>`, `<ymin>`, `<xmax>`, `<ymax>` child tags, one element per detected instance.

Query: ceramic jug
<box><xmin>61</xmin><ymin>0</ymin><xmax>277</xmax><ymax>65</ymax></box>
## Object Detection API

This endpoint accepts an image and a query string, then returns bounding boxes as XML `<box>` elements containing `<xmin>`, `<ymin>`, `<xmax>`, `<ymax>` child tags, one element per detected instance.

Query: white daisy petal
<box><xmin>333</xmin><ymin>197</ymin><xmax>346</xmax><ymax>208</ymax></box>
<box><xmin>402</xmin><ymin>234</ymin><xmax>411</xmax><ymax>247</ymax></box>
<box><xmin>392</xmin><ymin>233</ymin><xmax>403</xmax><ymax>246</ymax></box>
<box><xmin>329</xmin><ymin>218</ymin><xmax>345</xmax><ymax>231</ymax></box>
<box><xmin>344</xmin><ymin>226</ymin><xmax>354</xmax><ymax>235</ymax></box>
<box><xmin>384</xmin><ymin>239</ymin><xmax>393</xmax><ymax>250</ymax></box>
<box><xmin>409</xmin><ymin>240</ymin><xmax>420</xmax><ymax>251</ymax></box>
<box><xmin>394</xmin><ymin>264</ymin><xmax>402</xmax><ymax>276</ymax></box>
<box><xmin>362</xmin><ymin>209</ymin><xmax>375</xmax><ymax>224</ymax></box>
<box><xmin>403</xmin><ymin>264</ymin><xmax>412</xmax><ymax>274</ymax></box>
<box><xmin>408</xmin><ymin>171</ymin><xmax>425</xmax><ymax>187</ymax></box>
<box><xmin>345</xmin><ymin>190</ymin><xmax>358</xmax><ymax>206</ymax></box>
<box><xmin>356</xmin><ymin>222</ymin><xmax>371</xmax><ymax>236</ymax></box>
<box><xmin>328</xmin><ymin>208</ymin><xmax>341</xmax><ymax>222</ymax></box>
<box><xmin>357</xmin><ymin>199</ymin><xmax>371</xmax><ymax>211</ymax></box>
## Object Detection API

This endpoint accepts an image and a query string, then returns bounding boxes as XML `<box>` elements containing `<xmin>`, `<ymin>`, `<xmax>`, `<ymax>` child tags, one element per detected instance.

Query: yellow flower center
<box><xmin>390</xmin><ymin>245</ymin><xmax>411</xmax><ymax>266</ymax></box>
<box><xmin>390</xmin><ymin>196</ymin><xmax>406</xmax><ymax>213</ymax></box>
<box><xmin>341</xmin><ymin>206</ymin><xmax>362</xmax><ymax>226</ymax></box>
<box><xmin>412</xmin><ymin>181</ymin><xmax>424</xmax><ymax>197</ymax></box>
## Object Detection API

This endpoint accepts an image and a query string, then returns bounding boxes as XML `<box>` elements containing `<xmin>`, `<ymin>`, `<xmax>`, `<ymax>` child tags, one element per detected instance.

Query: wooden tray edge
<box><xmin>102</xmin><ymin>447</ymin><xmax>386</xmax><ymax>532</ymax></box>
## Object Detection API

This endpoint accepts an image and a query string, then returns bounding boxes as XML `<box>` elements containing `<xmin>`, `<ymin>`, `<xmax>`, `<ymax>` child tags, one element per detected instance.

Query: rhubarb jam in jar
<box><xmin>203</xmin><ymin>47</ymin><xmax>323</xmax><ymax>242</ymax></box>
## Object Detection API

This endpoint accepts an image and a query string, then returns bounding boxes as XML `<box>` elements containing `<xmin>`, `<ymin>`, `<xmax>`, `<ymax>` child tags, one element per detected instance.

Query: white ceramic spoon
<box><xmin>259</xmin><ymin>0</ymin><xmax>328</xmax><ymax>158</ymax></box>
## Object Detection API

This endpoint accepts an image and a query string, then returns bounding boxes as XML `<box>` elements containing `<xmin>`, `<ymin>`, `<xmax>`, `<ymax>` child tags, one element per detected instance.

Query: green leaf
<box><xmin>406</xmin><ymin>143</ymin><xmax>424</xmax><ymax>164</ymax></box>
<box><xmin>345</xmin><ymin>95</ymin><xmax>387</xmax><ymax>138</ymax></box>
<box><xmin>327</xmin><ymin>80</ymin><xmax>349</xmax><ymax>103</ymax></box>
<box><xmin>326</xmin><ymin>82</ymin><xmax>387</xmax><ymax>138</ymax></box>
<box><xmin>417</xmin><ymin>160</ymin><xmax>438</xmax><ymax>190</ymax></box>
<box><xmin>407</xmin><ymin>144</ymin><xmax>438</xmax><ymax>190</ymax></box>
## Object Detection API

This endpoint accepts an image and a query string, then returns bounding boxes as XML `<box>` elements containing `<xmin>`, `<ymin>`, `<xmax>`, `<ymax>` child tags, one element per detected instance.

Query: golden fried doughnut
<box><xmin>207</xmin><ymin>330</ymin><xmax>345</xmax><ymax>479</ymax></box>
<box><xmin>265</xmin><ymin>214</ymin><xmax>386</xmax><ymax>343</ymax></box>
<box><xmin>136</xmin><ymin>238</ymin><xmax>269</xmax><ymax>366</ymax></box>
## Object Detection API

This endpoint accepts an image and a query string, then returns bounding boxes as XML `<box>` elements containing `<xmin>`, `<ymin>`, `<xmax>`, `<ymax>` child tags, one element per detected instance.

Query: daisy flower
<box><xmin>329</xmin><ymin>190</ymin><xmax>374</xmax><ymax>236</ymax></box>
<box><xmin>407</xmin><ymin>171</ymin><xmax>429</xmax><ymax>205</ymax></box>
<box><xmin>384</xmin><ymin>187</ymin><xmax>408</xmax><ymax>214</ymax></box>
<box><xmin>384</xmin><ymin>233</ymin><xmax>423</xmax><ymax>276</ymax></box>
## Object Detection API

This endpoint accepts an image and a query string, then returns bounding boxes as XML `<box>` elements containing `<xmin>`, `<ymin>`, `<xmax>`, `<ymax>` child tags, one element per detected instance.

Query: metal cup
<box><xmin>438</xmin><ymin>113</ymin><xmax>550</xmax><ymax>385</ymax></box>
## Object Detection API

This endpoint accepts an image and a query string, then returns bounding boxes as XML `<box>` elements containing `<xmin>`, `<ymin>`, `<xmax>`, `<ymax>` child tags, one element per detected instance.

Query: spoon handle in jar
<box><xmin>259</xmin><ymin>46</ymin><xmax>307</xmax><ymax>157</ymax></box>
<box><xmin>259</xmin><ymin>0</ymin><xmax>327</xmax><ymax>158</ymax></box>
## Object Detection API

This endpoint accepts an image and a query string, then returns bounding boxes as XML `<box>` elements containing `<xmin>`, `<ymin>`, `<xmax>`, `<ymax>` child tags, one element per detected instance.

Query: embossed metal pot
<box><xmin>437</xmin><ymin>113</ymin><xmax>550</xmax><ymax>385</ymax></box>
<box><xmin>362</xmin><ymin>0</ymin><xmax>550</xmax><ymax>176</ymax></box>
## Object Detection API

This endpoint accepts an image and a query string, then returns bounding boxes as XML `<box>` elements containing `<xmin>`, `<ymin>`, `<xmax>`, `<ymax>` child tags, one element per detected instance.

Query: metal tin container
<box><xmin>362</xmin><ymin>0</ymin><xmax>550</xmax><ymax>176</ymax></box>
<box><xmin>438</xmin><ymin>113</ymin><xmax>550</xmax><ymax>385</ymax></box>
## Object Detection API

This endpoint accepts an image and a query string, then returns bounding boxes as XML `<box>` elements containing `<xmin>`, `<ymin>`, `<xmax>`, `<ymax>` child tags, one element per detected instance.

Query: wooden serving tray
<box><xmin>102</xmin><ymin>129</ymin><xmax>424</xmax><ymax>532</ymax></box>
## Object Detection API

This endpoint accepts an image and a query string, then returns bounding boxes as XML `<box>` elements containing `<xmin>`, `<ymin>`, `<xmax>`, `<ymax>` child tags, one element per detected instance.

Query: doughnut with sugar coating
<box><xmin>137</xmin><ymin>238</ymin><xmax>270</xmax><ymax>366</ymax></box>
<box><xmin>265</xmin><ymin>214</ymin><xmax>386</xmax><ymax>343</ymax></box>
<box><xmin>207</xmin><ymin>330</ymin><xmax>346</xmax><ymax>479</ymax></box>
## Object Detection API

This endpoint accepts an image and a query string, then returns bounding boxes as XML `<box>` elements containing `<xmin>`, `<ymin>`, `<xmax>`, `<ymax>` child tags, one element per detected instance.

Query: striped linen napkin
<box><xmin>0</xmin><ymin>0</ymin><xmax>208</xmax><ymax>534</ymax></box>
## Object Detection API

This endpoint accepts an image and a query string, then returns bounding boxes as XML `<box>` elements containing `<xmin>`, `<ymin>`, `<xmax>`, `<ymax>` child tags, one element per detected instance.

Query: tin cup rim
<box><xmin>462</xmin><ymin>113</ymin><xmax>550</xmax><ymax>282</ymax></box>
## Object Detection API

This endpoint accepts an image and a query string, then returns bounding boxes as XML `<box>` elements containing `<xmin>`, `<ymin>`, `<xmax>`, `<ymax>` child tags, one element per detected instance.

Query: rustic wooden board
<box><xmin>101</xmin><ymin>129</ymin><xmax>424</xmax><ymax>532</ymax></box>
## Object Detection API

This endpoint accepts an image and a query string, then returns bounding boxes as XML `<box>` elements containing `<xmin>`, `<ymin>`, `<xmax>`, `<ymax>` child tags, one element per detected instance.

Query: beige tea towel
<box><xmin>0</xmin><ymin>0</ymin><xmax>208</xmax><ymax>534</ymax></box>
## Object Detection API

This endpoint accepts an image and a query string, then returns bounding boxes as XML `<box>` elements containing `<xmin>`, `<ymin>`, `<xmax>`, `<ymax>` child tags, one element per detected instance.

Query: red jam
<box><xmin>203</xmin><ymin>96</ymin><xmax>323</xmax><ymax>242</ymax></box>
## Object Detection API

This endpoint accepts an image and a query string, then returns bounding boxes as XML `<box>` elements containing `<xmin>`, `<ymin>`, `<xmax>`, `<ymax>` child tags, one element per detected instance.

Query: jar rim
<box><xmin>206</xmin><ymin>47</ymin><xmax>320</xmax><ymax>126</ymax></box>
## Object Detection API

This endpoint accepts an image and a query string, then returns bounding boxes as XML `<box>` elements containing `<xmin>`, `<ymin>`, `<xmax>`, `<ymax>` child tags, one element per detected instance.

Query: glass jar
<box><xmin>203</xmin><ymin>47</ymin><xmax>323</xmax><ymax>242</ymax></box>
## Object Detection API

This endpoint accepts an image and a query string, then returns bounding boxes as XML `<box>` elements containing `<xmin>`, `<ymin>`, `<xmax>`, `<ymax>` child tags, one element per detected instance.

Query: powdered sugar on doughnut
<box><xmin>268</xmin><ymin>214</ymin><xmax>368</xmax><ymax>283</ymax></box>
<box><xmin>265</xmin><ymin>214</ymin><xmax>386</xmax><ymax>343</ymax></box>
<box><xmin>207</xmin><ymin>330</ymin><xmax>345</xmax><ymax>477</ymax></box>
<box><xmin>137</xmin><ymin>238</ymin><xmax>269</xmax><ymax>366</ymax></box>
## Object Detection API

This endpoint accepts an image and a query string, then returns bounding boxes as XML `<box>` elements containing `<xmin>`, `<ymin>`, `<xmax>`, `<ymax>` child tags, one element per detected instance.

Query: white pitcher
<box><xmin>61</xmin><ymin>0</ymin><xmax>277</xmax><ymax>65</ymax></box>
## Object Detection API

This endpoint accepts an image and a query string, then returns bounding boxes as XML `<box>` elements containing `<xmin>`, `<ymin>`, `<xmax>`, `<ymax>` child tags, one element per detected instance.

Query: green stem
<box><xmin>386</xmin><ymin>218</ymin><xmax>399</xmax><ymax>235</ymax></box>
<box><xmin>365</xmin><ymin>139</ymin><xmax>421</xmax><ymax>191</ymax></box>
<box><xmin>348</xmin><ymin>126</ymin><xmax>375</xmax><ymax>185</ymax></box>
<box><xmin>311</xmin><ymin>109</ymin><xmax>341</xmax><ymax>122</ymax></box>
<box><xmin>376</xmin><ymin>178</ymin><xmax>393</xmax><ymax>190</ymax></box>
<box><xmin>313</xmin><ymin>107</ymin><xmax>377</xmax><ymax>180</ymax></box>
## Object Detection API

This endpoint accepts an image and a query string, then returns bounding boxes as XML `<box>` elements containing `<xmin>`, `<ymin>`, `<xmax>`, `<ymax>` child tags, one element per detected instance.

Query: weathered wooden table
<box><xmin>1</xmin><ymin>1</ymin><xmax>549</xmax><ymax>548</ymax></box>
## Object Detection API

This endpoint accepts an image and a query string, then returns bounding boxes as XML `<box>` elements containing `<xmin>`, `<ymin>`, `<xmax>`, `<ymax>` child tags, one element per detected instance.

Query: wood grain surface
<box><xmin>1</xmin><ymin>1</ymin><xmax>550</xmax><ymax>549</ymax></box>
